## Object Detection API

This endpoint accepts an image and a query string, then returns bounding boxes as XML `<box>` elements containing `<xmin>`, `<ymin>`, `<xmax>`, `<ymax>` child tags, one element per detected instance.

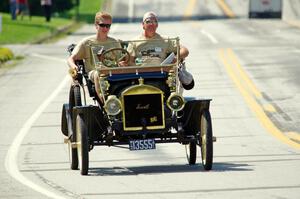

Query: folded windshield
<box><xmin>90</xmin><ymin>37</ymin><xmax>180</xmax><ymax>70</ymax></box>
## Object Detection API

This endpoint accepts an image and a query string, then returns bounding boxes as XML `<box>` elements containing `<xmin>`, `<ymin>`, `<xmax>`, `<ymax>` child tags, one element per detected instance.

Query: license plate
<box><xmin>129</xmin><ymin>139</ymin><xmax>156</xmax><ymax>151</ymax></box>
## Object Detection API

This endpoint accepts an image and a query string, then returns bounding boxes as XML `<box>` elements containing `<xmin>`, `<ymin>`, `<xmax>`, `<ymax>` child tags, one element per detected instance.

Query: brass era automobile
<box><xmin>61</xmin><ymin>38</ymin><xmax>215</xmax><ymax>175</ymax></box>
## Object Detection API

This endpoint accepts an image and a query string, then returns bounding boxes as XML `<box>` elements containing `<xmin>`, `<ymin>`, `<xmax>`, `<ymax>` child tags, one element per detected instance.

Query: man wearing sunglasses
<box><xmin>67</xmin><ymin>11</ymin><xmax>121</xmax><ymax>101</ymax></box>
<box><xmin>127</xmin><ymin>11</ymin><xmax>194</xmax><ymax>90</ymax></box>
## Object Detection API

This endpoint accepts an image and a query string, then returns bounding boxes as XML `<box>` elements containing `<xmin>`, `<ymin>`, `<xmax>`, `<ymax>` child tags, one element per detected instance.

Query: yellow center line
<box><xmin>227</xmin><ymin>49</ymin><xmax>263</xmax><ymax>99</ymax></box>
<box><xmin>262</xmin><ymin>104</ymin><xmax>276</xmax><ymax>113</ymax></box>
<box><xmin>218</xmin><ymin>48</ymin><xmax>300</xmax><ymax>149</ymax></box>
<box><xmin>284</xmin><ymin>20</ymin><xmax>300</xmax><ymax>29</ymax></box>
<box><xmin>183</xmin><ymin>0</ymin><xmax>197</xmax><ymax>19</ymax></box>
<box><xmin>286</xmin><ymin>132</ymin><xmax>300</xmax><ymax>142</ymax></box>
<box><xmin>216</xmin><ymin>0</ymin><xmax>235</xmax><ymax>18</ymax></box>
<box><xmin>190</xmin><ymin>20</ymin><xmax>201</xmax><ymax>30</ymax></box>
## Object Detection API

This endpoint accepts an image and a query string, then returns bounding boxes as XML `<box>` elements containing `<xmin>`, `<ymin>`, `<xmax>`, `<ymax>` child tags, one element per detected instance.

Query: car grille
<box><xmin>123</xmin><ymin>93</ymin><xmax>164</xmax><ymax>130</ymax></box>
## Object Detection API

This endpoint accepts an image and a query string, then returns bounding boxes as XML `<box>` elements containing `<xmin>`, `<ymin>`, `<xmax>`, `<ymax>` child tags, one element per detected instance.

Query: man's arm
<box><xmin>126</xmin><ymin>41</ymin><xmax>136</xmax><ymax>66</ymax></box>
<box><xmin>67</xmin><ymin>54</ymin><xmax>79</xmax><ymax>71</ymax></box>
<box><xmin>67</xmin><ymin>42</ymin><xmax>85</xmax><ymax>71</ymax></box>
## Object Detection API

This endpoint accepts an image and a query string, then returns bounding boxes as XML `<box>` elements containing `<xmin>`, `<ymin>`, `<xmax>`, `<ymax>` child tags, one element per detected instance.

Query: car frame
<box><xmin>61</xmin><ymin>38</ymin><xmax>215</xmax><ymax>175</ymax></box>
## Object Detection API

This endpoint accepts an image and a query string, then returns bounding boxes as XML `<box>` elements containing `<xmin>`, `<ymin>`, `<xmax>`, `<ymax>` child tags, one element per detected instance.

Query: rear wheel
<box><xmin>185</xmin><ymin>141</ymin><xmax>196</xmax><ymax>165</ymax></box>
<box><xmin>199</xmin><ymin>110</ymin><xmax>213</xmax><ymax>170</ymax></box>
<box><xmin>76</xmin><ymin>114</ymin><xmax>89</xmax><ymax>175</ymax></box>
<box><xmin>68</xmin><ymin>85</ymin><xmax>82</xmax><ymax>170</ymax></box>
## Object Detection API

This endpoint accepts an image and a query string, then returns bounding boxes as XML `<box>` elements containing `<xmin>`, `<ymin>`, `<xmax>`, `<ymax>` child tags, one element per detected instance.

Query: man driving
<box><xmin>67</xmin><ymin>11</ymin><xmax>121</xmax><ymax>101</ymax></box>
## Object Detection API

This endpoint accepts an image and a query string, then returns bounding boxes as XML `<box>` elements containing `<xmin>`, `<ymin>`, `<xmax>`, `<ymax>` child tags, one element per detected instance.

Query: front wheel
<box><xmin>185</xmin><ymin>141</ymin><xmax>196</xmax><ymax>165</ymax></box>
<box><xmin>199</xmin><ymin>110</ymin><xmax>213</xmax><ymax>170</ymax></box>
<box><xmin>68</xmin><ymin>85</ymin><xmax>82</xmax><ymax>170</ymax></box>
<box><xmin>76</xmin><ymin>114</ymin><xmax>89</xmax><ymax>175</ymax></box>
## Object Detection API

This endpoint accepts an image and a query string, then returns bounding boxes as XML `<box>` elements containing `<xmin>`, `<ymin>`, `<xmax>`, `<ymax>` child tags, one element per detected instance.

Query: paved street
<box><xmin>1</xmin><ymin>0</ymin><xmax>299</xmax><ymax>198</ymax></box>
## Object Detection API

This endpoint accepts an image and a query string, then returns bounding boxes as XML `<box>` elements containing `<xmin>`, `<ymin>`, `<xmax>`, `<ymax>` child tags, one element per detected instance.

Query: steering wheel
<box><xmin>98</xmin><ymin>48</ymin><xmax>130</xmax><ymax>67</ymax></box>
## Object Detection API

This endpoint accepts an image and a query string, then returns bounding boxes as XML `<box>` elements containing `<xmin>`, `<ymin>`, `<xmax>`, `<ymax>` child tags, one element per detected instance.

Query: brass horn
<box><xmin>69</xmin><ymin>68</ymin><xmax>77</xmax><ymax>78</ymax></box>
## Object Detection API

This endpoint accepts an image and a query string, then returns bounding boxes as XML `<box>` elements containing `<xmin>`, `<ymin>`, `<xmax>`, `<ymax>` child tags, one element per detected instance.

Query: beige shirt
<box><xmin>127</xmin><ymin>33</ymin><xmax>177</xmax><ymax>65</ymax></box>
<box><xmin>72</xmin><ymin>35</ymin><xmax>121</xmax><ymax>72</ymax></box>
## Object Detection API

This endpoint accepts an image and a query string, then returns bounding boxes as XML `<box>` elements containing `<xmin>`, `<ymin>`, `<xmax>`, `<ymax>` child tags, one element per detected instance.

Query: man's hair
<box><xmin>95</xmin><ymin>11</ymin><xmax>112</xmax><ymax>24</ymax></box>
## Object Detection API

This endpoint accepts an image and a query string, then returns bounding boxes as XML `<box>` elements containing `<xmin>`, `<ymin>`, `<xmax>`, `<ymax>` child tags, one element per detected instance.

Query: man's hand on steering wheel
<box><xmin>118</xmin><ymin>60</ymin><xmax>128</xmax><ymax>67</ymax></box>
<box><xmin>99</xmin><ymin>48</ymin><xmax>130</xmax><ymax>67</ymax></box>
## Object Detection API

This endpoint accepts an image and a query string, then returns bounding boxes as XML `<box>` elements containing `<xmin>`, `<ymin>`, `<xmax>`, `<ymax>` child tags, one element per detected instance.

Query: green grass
<box><xmin>0</xmin><ymin>1</ymin><xmax>104</xmax><ymax>44</ymax></box>
<box><xmin>45</xmin><ymin>22</ymin><xmax>83</xmax><ymax>43</ymax></box>
<box><xmin>0</xmin><ymin>13</ymin><xmax>73</xmax><ymax>44</ymax></box>
<box><xmin>0</xmin><ymin>0</ymin><xmax>104</xmax><ymax>68</ymax></box>
<box><xmin>79</xmin><ymin>0</ymin><xmax>103</xmax><ymax>14</ymax></box>
<box><xmin>65</xmin><ymin>0</ymin><xmax>103</xmax><ymax>23</ymax></box>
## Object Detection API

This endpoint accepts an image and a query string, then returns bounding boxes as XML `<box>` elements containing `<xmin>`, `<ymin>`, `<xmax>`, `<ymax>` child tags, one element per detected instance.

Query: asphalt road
<box><xmin>1</xmin><ymin>0</ymin><xmax>300</xmax><ymax>199</ymax></box>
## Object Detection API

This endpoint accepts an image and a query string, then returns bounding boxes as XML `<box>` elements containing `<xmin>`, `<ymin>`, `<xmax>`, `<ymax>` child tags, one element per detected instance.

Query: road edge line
<box><xmin>4</xmin><ymin>75</ymin><xmax>70</xmax><ymax>199</ymax></box>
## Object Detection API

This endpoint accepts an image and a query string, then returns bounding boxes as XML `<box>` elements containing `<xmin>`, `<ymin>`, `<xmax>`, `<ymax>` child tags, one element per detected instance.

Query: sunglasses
<box><xmin>144</xmin><ymin>20</ymin><xmax>157</xmax><ymax>24</ymax></box>
<box><xmin>98</xmin><ymin>23</ymin><xmax>111</xmax><ymax>28</ymax></box>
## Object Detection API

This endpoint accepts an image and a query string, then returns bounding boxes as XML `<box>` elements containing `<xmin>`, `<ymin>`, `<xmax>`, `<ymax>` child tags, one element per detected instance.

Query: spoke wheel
<box><xmin>68</xmin><ymin>85</ymin><xmax>81</xmax><ymax>170</ymax></box>
<box><xmin>185</xmin><ymin>141</ymin><xmax>197</xmax><ymax>165</ymax></box>
<box><xmin>76</xmin><ymin>114</ymin><xmax>89</xmax><ymax>175</ymax></box>
<box><xmin>200</xmin><ymin>110</ymin><xmax>213</xmax><ymax>170</ymax></box>
<box><xmin>99</xmin><ymin>48</ymin><xmax>130</xmax><ymax>67</ymax></box>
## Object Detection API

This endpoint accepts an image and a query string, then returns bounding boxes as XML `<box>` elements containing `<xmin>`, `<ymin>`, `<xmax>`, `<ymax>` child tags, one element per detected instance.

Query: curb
<box><xmin>32</xmin><ymin>22</ymin><xmax>78</xmax><ymax>44</ymax></box>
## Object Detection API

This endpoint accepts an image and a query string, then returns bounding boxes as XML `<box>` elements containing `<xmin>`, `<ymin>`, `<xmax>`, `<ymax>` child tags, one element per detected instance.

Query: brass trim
<box><xmin>121</xmin><ymin>84</ymin><xmax>165</xmax><ymax>131</ymax></box>
<box><xmin>167</xmin><ymin>92</ymin><xmax>185</xmax><ymax>111</ymax></box>
<box><xmin>99</xmin><ymin>75</ymin><xmax>110</xmax><ymax>96</ymax></box>
<box><xmin>104</xmin><ymin>95</ymin><xmax>122</xmax><ymax>116</ymax></box>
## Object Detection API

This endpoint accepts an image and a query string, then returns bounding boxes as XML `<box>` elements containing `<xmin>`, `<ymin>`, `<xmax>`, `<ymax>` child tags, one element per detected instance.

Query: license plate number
<box><xmin>129</xmin><ymin>139</ymin><xmax>156</xmax><ymax>151</ymax></box>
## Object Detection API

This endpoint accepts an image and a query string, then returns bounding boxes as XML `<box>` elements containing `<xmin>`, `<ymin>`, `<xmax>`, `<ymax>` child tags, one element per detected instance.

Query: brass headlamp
<box><xmin>167</xmin><ymin>92</ymin><xmax>185</xmax><ymax>111</ymax></box>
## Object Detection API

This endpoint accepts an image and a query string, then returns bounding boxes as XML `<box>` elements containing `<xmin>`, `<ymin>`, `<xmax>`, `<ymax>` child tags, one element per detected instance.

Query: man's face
<box><xmin>96</xmin><ymin>18</ymin><xmax>112</xmax><ymax>35</ymax></box>
<box><xmin>143</xmin><ymin>17</ymin><xmax>158</xmax><ymax>34</ymax></box>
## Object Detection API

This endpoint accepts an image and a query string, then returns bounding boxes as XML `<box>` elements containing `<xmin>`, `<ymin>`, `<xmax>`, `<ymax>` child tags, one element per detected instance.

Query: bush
<box><xmin>29</xmin><ymin>0</ymin><xmax>74</xmax><ymax>16</ymax></box>
<box><xmin>0</xmin><ymin>0</ymin><xmax>74</xmax><ymax>16</ymax></box>
<box><xmin>0</xmin><ymin>1</ymin><xmax>9</xmax><ymax>12</ymax></box>
<box><xmin>0</xmin><ymin>47</ymin><xmax>14</xmax><ymax>63</ymax></box>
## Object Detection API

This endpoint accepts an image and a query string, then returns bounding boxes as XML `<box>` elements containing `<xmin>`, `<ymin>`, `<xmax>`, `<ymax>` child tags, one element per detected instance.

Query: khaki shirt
<box><xmin>72</xmin><ymin>35</ymin><xmax>121</xmax><ymax>72</ymax></box>
<box><xmin>127</xmin><ymin>33</ymin><xmax>177</xmax><ymax>65</ymax></box>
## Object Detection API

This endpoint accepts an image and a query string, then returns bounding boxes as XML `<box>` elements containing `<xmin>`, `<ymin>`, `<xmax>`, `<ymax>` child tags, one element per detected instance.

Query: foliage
<box><xmin>0</xmin><ymin>47</ymin><xmax>14</xmax><ymax>63</ymax></box>
<box><xmin>29</xmin><ymin>0</ymin><xmax>74</xmax><ymax>16</ymax></box>
<box><xmin>0</xmin><ymin>0</ymin><xmax>74</xmax><ymax>16</ymax></box>
<box><xmin>61</xmin><ymin>0</ymin><xmax>103</xmax><ymax>23</ymax></box>
<box><xmin>0</xmin><ymin>1</ymin><xmax>9</xmax><ymax>13</ymax></box>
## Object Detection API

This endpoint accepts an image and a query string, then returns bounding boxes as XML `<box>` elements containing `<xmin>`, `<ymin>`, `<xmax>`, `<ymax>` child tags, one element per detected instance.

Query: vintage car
<box><xmin>61</xmin><ymin>38</ymin><xmax>215</xmax><ymax>175</ymax></box>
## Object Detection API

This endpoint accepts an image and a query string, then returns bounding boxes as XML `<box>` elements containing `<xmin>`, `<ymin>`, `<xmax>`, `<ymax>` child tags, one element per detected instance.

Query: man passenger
<box><xmin>127</xmin><ymin>11</ymin><xmax>194</xmax><ymax>89</ymax></box>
